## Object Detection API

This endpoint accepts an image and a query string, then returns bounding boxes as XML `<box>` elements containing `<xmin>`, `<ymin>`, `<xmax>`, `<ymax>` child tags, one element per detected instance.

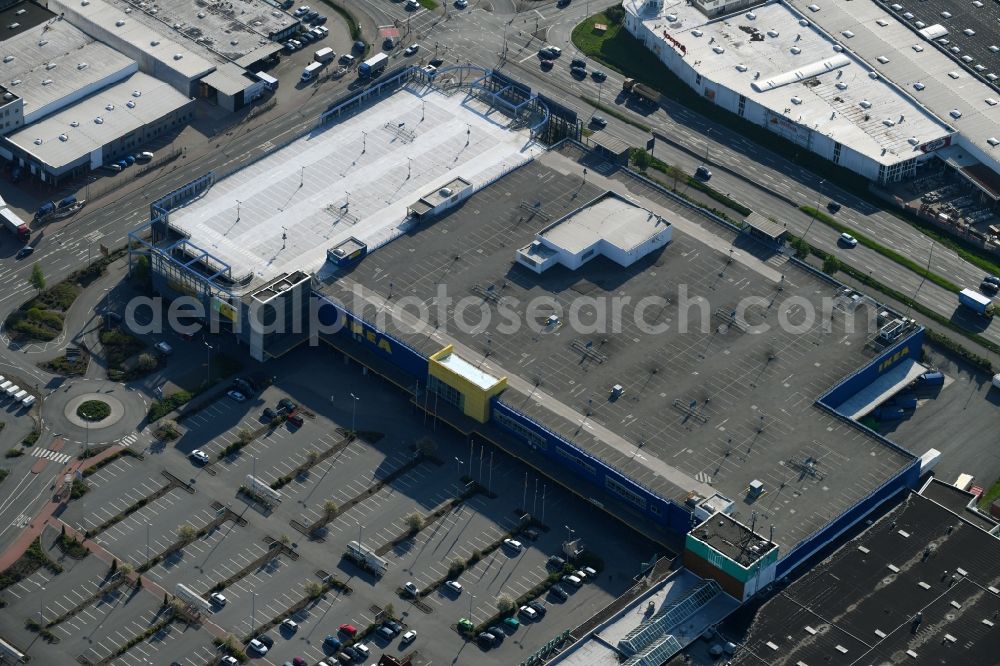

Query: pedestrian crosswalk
<box><xmin>30</xmin><ymin>447</ymin><xmax>72</xmax><ymax>464</ymax></box>
<box><xmin>118</xmin><ymin>433</ymin><xmax>138</xmax><ymax>447</ymax></box>
<box><xmin>12</xmin><ymin>513</ymin><xmax>30</xmax><ymax>528</ymax></box>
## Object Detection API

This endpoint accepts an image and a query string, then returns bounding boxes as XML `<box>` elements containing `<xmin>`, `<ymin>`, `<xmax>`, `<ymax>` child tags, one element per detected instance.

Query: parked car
<box><xmin>574</xmin><ymin>569</ymin><xmax>588</xmax><ymax>582</ymax></box>
<box><xmin>292</xmin><ymin>658</ymin><xmax>307</xmax><ymax>666</ymax></box>
<box><xmin>341</xmin><ymin>647</ymin><xmax>359</xmax><ymax>661</ymax></box>
<box><xmin>376</xmin><ymin>626</ymin><xmax>394</xmax><ymax>640</ymax></box>
<box><xmin>582</xmin><ymin>566</ymin><xmax>598</xmax><ymax>578</ymax></box>
<box><xmin>429</xmin><ymin>57</ymin><xmax>443</xmax><ymax>67</ymax></box>
<box><xmin>219</xmin><ymin>657</ymin><xmax>238</xmax><ymax>666</ymax></box>
<box><xmin>455</xmin><ymin>0</ymin><xmax>468</xmax><ymax>7</ymax></box>
<box><xmin>549</xmin><ymin>584</ymin><xmax>569</xmax><ymax>600</ymax></box>
<box><xmin>263</xmin><ymin>407</ymin><xmax>277</xmax><ymax>420</ymax></box>
<box><xmin>227</xmin><ymin>390</ymin><xmax>246</xmax><ymax>402</ymax></box>
<box><xmin>547</xmin><ymin>555</ymin><xmax>566</xmax><ymax>569</ymax></box>
<box><xmin>293</xmin><ymin>5</ymin><xmax>310</xmax><ymax>15</ymax></box>
<box><xmin>404</xmin><ymin>581</ymin><xmax>419</xmax><ymax>596</ymax></box>
<box><xmin>445</xmin><ymin>580</ymin><xmax>463</xmax><ymax>594</ymax></box>
<box><xmin>570</xmin><ymin>66</ymin><xmax>586</xmax><ymax>78</ymax></box>
<box><xmin>155</xmin><ymin>341</ymin><xmax>173</xmax><ymax>354</ymax></box>
<box><xmin>528</xmin><ymin>600</ymin><xmax>547</xmax><ymax>617</ymax></box>
<box><xmin>404</xmin><ymin>43</ymin><xmax>420</xmax><ymax>56</ymax></box>
<box><xmin>591</xmin><ymin>70</ymin><xmax>606</xmax><ymax>81</ymax></box>
<box><xmin>324</xmin><ymin>635</ymin><xmax>342</xmax><ymax>650</ymax></box>
<box><xmin>590</xmin><ymin>115</ymin><xmax>607</xmax><ymax>129</ymax></box>
<box><xmin>247</xmin><ymin>638</ymin><xmax>268</xmax><ymax>654</ymax></box>
<box><xmin>405</xmin><ymin>0</ymin><xmax>419</xmax><ymax>9</ymax></box>
<box><xmin>278</xmin><ymin>398</ymin><xmax>296</xmax><ymax>412</ymax></box>
<box><xmin>980</xmin><ymin>280</ymin><xmax>999</xmax><ymax>295</ymax></box>
<box><xmin>339</xmin><ymin>623</ymin><xmax>357</xmax><ymax>637</ymax></box>
<box><xmin>401</xmin><ymin>629</ymin><xmax>417</xmax><ymax>644</ymax></box>
<box><xmin>189</xmin><ymin>449</ymin><xmax>210</xmax><ymax>464</ymax></box>
<box><xmin>314</xmin><ymin>14</ymin><xmax>327</xmax><ymax>24</ymax></box>
<box><xmin>287</xmin><ymin>413</ymin><xmax>304</xmax><ymax>427</ymax></box>
<box><xmin>839</xmin><ymin>232</ymin><xmax>858</xmax><ymax>247</ymax></box>
<box><xmin>257</xmin><ymin>635</ymin><xmax>274</xmax><ymax>649</ymax></box>
<box><xmin>503</xmin><ymin>538</ymin><xmax>522</xmax><ymax>552</ymax></box>
<box><xmin>354</xmin><ymin>644</ymin><xmax>370</xmax><ymax>658</ymax></box>
<box><xmin>984</xmin><ymin>275</ymin><xmax>1000</xmax><ymax>287</ymax></box>
<box><xmin>124</xmin><ymin>155</ymin><xmax>136</xmax><ymax>166</ymax></box>
<box><xmin>281</xmin><ymin>618</ymin><xmax>299</xmax><ymax>633</ymax></box>
<box><xmin>503</xmin><ymin>616</ymin><xmax>520</xmax><ymax>629</ymax></box>
<box><xmin>136</xmin><ymin>151</ymin><xmax>154</xmax><ymax>162</ymax></box>
<box><xmin>695</xmin><ymin>165</ymin><xmax>712</xmax><ymax>181</ymax></box>
<box><xmin>488</xmin><ymin>625</ymin><xmax>505</xmax><ymax>642</ymax></box>
<box><xmin>540</xmin><ymin>58</ymin><xmax>554</xmax><ymax>70</ymax></box>
<box><xmin>15</xmin><ymin>246</ymin><xmax>34</xmax><ymax>259</ymax></box>
<box><xmin>477</xmin><ymin>631</ymin><xmax>496</xmax><ymax>648</ymax></box>
<box><xmin>519</xmin><ymin>605</ymin><xmax>538</xmax><ymax>620</ymax></box>
<box><xmin>210</xmin><ymin>592</ymin><xmax>227</xmax><ymax>606</ymax></box>
<box><xmin>385</xmin><ymin>620</ymin><xmax>403</xmax><ymax>635</ymax></box>
<box><xmin>570</xmin><ymin>58</ymin><xmax>586</xmax><ymax>68</ymax></box>
<box><xmin>563</xmin><ymin>574</ymin><xmax>582</xmax><ymax>587</ymax></box>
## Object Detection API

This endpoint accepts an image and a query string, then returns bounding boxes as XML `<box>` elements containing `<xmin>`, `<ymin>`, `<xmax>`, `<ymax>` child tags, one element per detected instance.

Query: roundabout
<box><xmin>40</xmin><ymin>380</ymin><xmax>149</xmax><ymax>446</ymax></box>
<box><xmin>65</xmin><ymin>393</ymin><xmax>124</xmax><ymax>429</ymax></box>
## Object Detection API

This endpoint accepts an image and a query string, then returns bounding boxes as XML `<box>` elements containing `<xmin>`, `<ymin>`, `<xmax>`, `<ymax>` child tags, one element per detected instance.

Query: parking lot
<box><xmin>0</xmin><ymin>344</ymin><xmax>658</xmax><ymax>665</ymax></box>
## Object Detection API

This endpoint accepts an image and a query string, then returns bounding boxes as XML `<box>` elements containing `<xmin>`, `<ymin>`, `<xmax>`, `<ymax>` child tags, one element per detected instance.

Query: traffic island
<box><xmin>64</xmin><ymin>393</ymin><xmax>125</xmax><ymax>430</ymax></box>
<box><xmin>76</xmin><ymin>399</ymin><xmax>111</xmax><ymax>422</ymax></box>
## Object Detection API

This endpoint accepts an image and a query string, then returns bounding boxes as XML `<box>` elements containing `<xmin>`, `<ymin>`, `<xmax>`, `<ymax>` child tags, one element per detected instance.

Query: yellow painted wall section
<box><xmin>428</xmin><ymin>345</ymin><xmax>508</xmax><ymax>422</ymax></box>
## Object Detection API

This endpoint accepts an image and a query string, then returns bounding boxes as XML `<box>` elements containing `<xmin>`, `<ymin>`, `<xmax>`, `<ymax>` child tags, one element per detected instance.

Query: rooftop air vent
<box><xmin>974</xmin><ymin>0</ymin><xmax>983</xmax><ymax>6</ymax></box>
<box><xmin>913</xmin><ymin>82</ymin><xmax>925</xmax><ymax>90</ymax></box>
<box><xmin>987</xmin><ymin>98</ymin><xmax>998</xmax><ymax>106</ymax></box>
<box><xmin>77</xmin><ymin>62</ymin><xmax>88</xmax><ymax>70</ymax></box>
<box><xmin>172</xmin><ymin>23</ymin><xmax>180</xmax><ymax>29</ymax></box>
<box><xmin>746</xmin><ymin>11</ymin><xmax>756</xmax><ymax>19</ymax></box>
<box><xmin>70</xmin><ymin>120</ymin><xmax>79</xmax><ymax>127</ymax></box>
<box><xmin>915</xmin><ymin>21</ymin><xmax>925</xmax><ymax>29</ymax></box>
<box><xmin>173</xmin><ymin>53</ymin><xmax>183</xmax><ymax>60</ymax></box>
<box><xmin>116</xmin><ymin>19</ymin><xmax>125</xmax><ymax>26</ymax></box>
<box><xmin>124</xmin><ymin>6</ymin><xmax>130</xmax><ymax>11</ymax></box>
<box><xmin>94</xmin><ymin>116</ymin><xmax>103</xmax><ymax>124</ymax></box>
<box><xmin>808</xmin><ymin>3</ymin><xmax>819</xmax><ymax>11</ymax></box>
<box><xmin>987</xmin><ymin>137</ymin><xmax>999</xmax><ymax>147</ymax></box>
<box><xmin>41</xmin><ymin>78</ymin><xmax>52</xmax><ymax>85</ymax></box>
<box><xmin>132</xmin><ymin>90</ymin><xmax>141</xmax><ymax>97</ymax></box>
<box><xmin>836</xmin><ymin>81</ymin><xmax>847</xmax><ymax>90</ymax></box>
<box><xmin>231</xmin><ymin>39</ymin><xmax>239</xmax><ymax>46</ymax></box>
<box><xmin>736</xmin><ymin>63</ymin><xmax>748</xmax><ymax>72</ymax></box>
<box><xmin>106</xmin><ymin>103</ymin><xmax>114</xmax><ymax>111</ymax></box>
<box><xmin>883</xmin><ymin>118</ymin><xmax>895</xmax><ymax>126</ymax></box>
<box><xmin>964</xmin><ymin>28</ymin><xmax>975</xmax><ymax>36</ymax></box>
<box><xmin>859</xmin><ymin>99</ymin><xmax>873</xmax><ymax>109</ymax></box>
<box><xmin>197</xmin><ymin>11</ymin><xmax>205</xmax><ymax>17</ymax></box>
<box><xmin>81</xmin><ymin>0</ymin><xmax>89</xmax><ymax>5</ymax></box>
<box><xmin>45</xmin><ymin>62</ymin><xmax>56</xmax><ymax>70</ymax></box>
<box><xmin>692</xmin><ymin>29</ymin><xmax>703</xmax><ymax>37</ymax></box>
<box><xmin>798</xmin><ymin>19</ymin><xmax>809</xmax><ymax>27</ymax></box>
<box><xmin>790</xmin><ymin>46</ymin><xmax>801</xmax><ymax>54</ymax></box>
<box><xmin>991</xmin><ymin>46</ymin><xmax>1000</xmax><ymax>53</ymax></box>
<box><xmin>126</xmin><ymin>100</ymin><xmax>135</xmax><ymax>108</ymax></box>
<box><xmin>666</xmin><ymin>13</ymin><xmax>676</xmax><ymax>21</ymax></box>
<box><xmin>2</xmin><ymin>55</ymin><xmax>11</xmax><ymax>63</ymax></box>
<box><xmin>948</xmin><ymin>71</ymin><xmax>960</xmax><ymax>79</ymax></box>
<box><xmin>876</xmin><ymin>19</ymin><xmax>888</xmax><ymax>27</ymax></box>
<box><xmin>912</xmin><ymin>44</ymin><xmax>923</xmax><ymax>52</ymax></box>
<box><xmin>869</xmin><ymin>71</ymin><xmax>879</xmax><ymax>79</ymax></box>
<box><xmin>833</xmin><ymin>44</ymin><xmax>843</xmax><ymax>52</ymax></box>
<box><xmin>439</xmin><ymin>187</ymin><xmax>453</xmax><ymax>196</ymax></box>
<box><xmin>989</xmin><ymin>73</ymin><xmax>999</xmax><ymax>81</ymax></box>
<box><xmin>10</xmin><ymin>79</ymin><xmax>20</xmax><ymax>85</ymax></box>
<box><xmin>949</xmin><ymin>109</ymin><xmax>962</xmax><ymax>119</ymax></box>
<box><xmin>150</xmin><ymin>40</ymin><xmax>159</xmax><ymax>46</ymax></box>
<box><xmin>962</xmin><ymin>55</ymin><xmax>974</xmax><ymax>63</ymax></box>
<box><xmin>791</xmin><ymin>96</ymin><xmax>802</xmax><ymax>104</ymax></box>
<box><xmin>975</xmin><ymin>64</ymin><xmax>986</xmax><ymax>72</ymax></box>
<box><xmin>767</xmin><ymin>29</ymin><xmax>779</xmax><ymax>37</ymax></box>
<box><xmin>14</xmin><ymin>7</ymin><xmax>23</xmax><ymax>12</ymax></box>
<box><xmin>903</xmin><ymin>11</ymin><xmax>913</xmax><ymax>19</ymax></box>
<box><xmin>951</xmin><ymin>46</ymin><xmax>961</xmax><ymax>53</ymax></box>
<box><xmin>58</xmin><ymin>133</ymin><xmax>67</xmax><ymax>141</ymax></box>
<box><xmin>37</xmin><ymin>39</ymin><xmax>47</xmax><ymax>46</ymax></box>
<box><xmin>8</xmin><ymin>22</ymin><xmax>20</xmax><ymax>29</ymax></box>
<box><xmin>908</xmin><ymin>137</ymin><xmax>919</xmax><ymax>145</ymax></box>
<box><xmin>877</xmin><ymin>55</ymin><xmax>890</xmax><ymax>63</ymax></box>
<box><xmin>941</xmin><ymin>11</ymin><xmax>952</xmax><ymax>18</ymax></box>
<box><xmin>33</xmin><ymin>138</ymin><xmax>41</xmax><ymax>145</ymax></box>
<box><xmin>890</xmin><ymin>3</ymin><xmax>902</xmax><ymax>10</ymax></box>
<box><xmin>842</xmin><ymin>30</ymin><xmax>854</xmax><ymax>38</ymax></box>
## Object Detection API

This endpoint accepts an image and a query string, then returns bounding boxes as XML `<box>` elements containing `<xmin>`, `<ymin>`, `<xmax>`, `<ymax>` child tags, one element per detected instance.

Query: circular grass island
<box><xmin>76</xmin><ymin>399</ymin><xmax>111</xmax><ymax>422</ymax></box>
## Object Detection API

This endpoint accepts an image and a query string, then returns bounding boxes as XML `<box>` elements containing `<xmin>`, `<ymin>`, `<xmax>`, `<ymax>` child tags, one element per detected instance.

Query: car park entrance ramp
<box><xmin>838</xmin><ymin>358</ymin><xmax>928</xmax><ymax>419</ymax></box>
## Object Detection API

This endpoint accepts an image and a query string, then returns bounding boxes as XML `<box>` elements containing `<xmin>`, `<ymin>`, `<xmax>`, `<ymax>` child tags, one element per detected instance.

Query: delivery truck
<box><xmin>358</xmin><ymin>52</ymin><xmax>389</xmax><ymax>79</ymax></box>
<box><xmin>0</xmin><ymin>207</ymin><xmax>30</xmax><ymax>242</ymax></box>
<box><xmin>314</xmin><ymin>47</ymin><xmax>335</xmax><ymax>63</ymax></box>
<box><xmin>622</xmin><ymin>78</ymin><xmax>659</xmax><ymax>106</ymax></box>
<box><xmin>958</xmin><ymin>288</ymin><xmax>994</xmax><ymax>317</ymax></box>
<box><xmin>301</xmin><ymin>61</ymin><xmax>323</xmax><ymax>82</ymax></box>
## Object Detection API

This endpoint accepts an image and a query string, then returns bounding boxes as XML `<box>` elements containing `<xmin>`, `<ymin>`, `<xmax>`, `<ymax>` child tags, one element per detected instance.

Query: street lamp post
<box><xmin>801</xmin><ymin>179</ymin><xmax>826</xmax><ymax>242</ymax></box>
<box><xmin>350</xmin><ymin>392</ymin><xmax>359</xmax><ymax>435</ymax></box>
<box><xmin>455</xmin><ymin>456</ymin><xmax>463</xmax><ymax>478</ymax></box>
<box><xmin>204</xmin><ymin>340</ymin><xmax>213</xmax><ymax>385</ymax></box>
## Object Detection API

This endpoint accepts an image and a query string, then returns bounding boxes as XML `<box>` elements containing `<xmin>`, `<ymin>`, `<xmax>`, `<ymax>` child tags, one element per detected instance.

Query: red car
<box><xmin>292</xmin><ymin>658</ymin><xmax>307</xmax><ymax>666</ymax></box>
<box><xmin>339</xmin><ymin>623</ymin><xmax>357</xmax><ymax>637</ymax></box>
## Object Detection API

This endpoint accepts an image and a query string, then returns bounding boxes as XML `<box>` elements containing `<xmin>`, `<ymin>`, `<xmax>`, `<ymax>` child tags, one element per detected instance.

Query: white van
<box><xmin>21</xmin><ymin>394</ymin><xmax>35</xmax><ymax>408</ymax></box>
<box><xmin>12</xmin><ymin>389</ymin><xmax>27</xmax><ymax>403</ymax></box>
<box><xmin>0</xmin><ymin>380</ymin><xmax>11</xmax><ymax>393</ymax></box>
<box><xmin>301</xmin><ymin>61</ymin><xmax>323</xmax><ymax>81</ymax></box>
<box><xmin>314</xmin><ymin>47</ymin><xmax>335</xmax><ymax>63</ymax></box>
<box><xmin>5</xmin><ymin>384</ymin><xmax>20</xmax><ymax>398</ymax></box>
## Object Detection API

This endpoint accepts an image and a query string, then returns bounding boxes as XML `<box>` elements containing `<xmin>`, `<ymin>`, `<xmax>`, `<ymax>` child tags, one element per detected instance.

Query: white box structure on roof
<box><xmin>623</xmin><ymin>0</ymin><xmax>955</xmax><ymax>182</ymax></box>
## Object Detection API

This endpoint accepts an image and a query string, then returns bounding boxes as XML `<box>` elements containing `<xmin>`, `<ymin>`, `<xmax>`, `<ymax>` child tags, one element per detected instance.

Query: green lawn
<box><xmin>418</xmin><ymin>0</ymin><xmax>438</xmax><ymax>8</ymax></box>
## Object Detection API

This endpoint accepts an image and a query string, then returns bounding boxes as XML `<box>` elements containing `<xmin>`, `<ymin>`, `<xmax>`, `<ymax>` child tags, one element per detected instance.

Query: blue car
<box><xmin>116</xmin><ymin>159</ymin><xmax>128</xmax><ymax>169</ymax></box>
<box><xmin>323</xmin><ymin>635</ymin><xmax>341</xmax><ymax>651</ymax></box>
<box><xmin>124</xmin><ymin>155</ymin><xmax>136</xmax><ymax>166</ymax></box>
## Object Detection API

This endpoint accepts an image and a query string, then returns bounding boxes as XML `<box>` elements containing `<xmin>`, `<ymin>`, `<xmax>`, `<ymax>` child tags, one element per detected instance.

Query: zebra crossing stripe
<box><xmin>29</xmin><ymin>448</ymin><xmax>71</xmax><ymax>464</ymax></box>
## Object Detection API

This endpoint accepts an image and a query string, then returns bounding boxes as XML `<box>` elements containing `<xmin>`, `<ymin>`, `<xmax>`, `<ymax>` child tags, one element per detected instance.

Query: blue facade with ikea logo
<box><xmin>313</xmin><ymin>288</ymin><xmax>924</xmax><ymax>571</ymax></box>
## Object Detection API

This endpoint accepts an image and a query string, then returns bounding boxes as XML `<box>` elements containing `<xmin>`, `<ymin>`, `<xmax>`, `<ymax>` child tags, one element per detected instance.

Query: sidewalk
<box><xmin>0</xmin><ymin>443</ymin><xmax>130</xmax><ymax>571</ymax></box>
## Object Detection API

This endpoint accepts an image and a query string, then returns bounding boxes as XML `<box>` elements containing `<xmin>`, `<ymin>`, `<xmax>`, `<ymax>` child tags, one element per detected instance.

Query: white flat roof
<box><xmin>165</xmin><ymin>83</ymin><xmax>544</xmax><ymax>284</ymax></box>
<box><xmin>48</xmin><ymin>0</ymin><xmax>217</xmax><ymax>80</ymax></box>
<box><xmin>783</xmin><ymin>0</ymin><xmax>1000</xmax><ymax>172</ymax></box>
<box><xmin>7</xmin><ymin>72</ymin><xmax>192</xmax><ymax>168</ymax></box>
<box><xmin>540</xmin><ymin>193</ymin><xmax>667</xmax><ymax>254</ymax></box>
<box><xmin>436</xmin><ymin>351</ymin><xmax>501</xmax><ymax>390</ymax></box>
<box><xmin>626</xmin><ymin>0</ymin><xmax>953</xmax><ymax>165</ymax></box>
<box><xmin>201</xmin><ymin>62</ymin><xmax>254</xmax><ymax>96</ymax></box>
<box><xmin>0</xmin><ymin>16</ymin><xmax>136</xmax><ymax>120</ymax></box>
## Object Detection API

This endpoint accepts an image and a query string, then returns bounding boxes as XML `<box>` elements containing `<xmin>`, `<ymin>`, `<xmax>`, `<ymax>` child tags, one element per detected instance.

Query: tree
<box><xmin>29</xmin><ymin>263</ymin><xmax>45</xmax><ymax>293</ymax></box>
<box><xmin>306</xmin><ymin>449</ymin><xmax>320</xmax><ymax>465</ymax></box>
<box><xmin>383</xmin><ymin>603</ymin><xmax>395</xmax><ymax>620</ymax></box>
<box><xmin>822</xmin><ymin>255</ymin><xmax>841</xmax><ymax>275</ymax></box>
<box><xmin>322</xmin><ymin>499</ymin><xmax>338</xmax><ymax>519</ymax></box>
<box><xmin>632</xmin><ymin>149</ymin><xmax>653</xmax><ymax>172</ymax></box>
<box><xmin>279</xmin><ymin>534</ymin><xmax>291</xmax><ymax>546</ymax></box>
<box><xmin>176</xmin><ymin>524</ymin><xmax>198</xmax><ymax>542</ymax></box>
<box><xmin>304</xmin><ymin>580</ymin><xmax>323</xmax><ymax>599</ymax></box>
<box><xmin>405</xmin><ymin>512</ymin><xmax>423</xmax><ymax>533</ymax></box>
<box><xmin>605</xmin><ymin>4</ymin><xmax>625</xmax><ymax>24</ymax></box>
<box><xmin>790</xmin><ymin>237</ymin><xmax>810</xmax><ymax>259</ymax></box>
<box><xmin>496</xmin><ymin>594</ymin><xmax>515</xmax><ymax>614</ymax></box>
<box><xmin>416</xmin><ymin>436</ymin><xmax>437</xmax><ymax>458</ymax></box>
<box><xmin>118</xmin><ymin>562</ymin><xmax>134</xmax><ymax>576</ymax></box>
<box><xmin>133</xmin><ymin>255</ymin><xmax>151</xmax><ymax>286</ymax></box>
<box><xmin>137</xmin><ymin>353</ymin><xmax>157</xmax><ymax>371</ymax></box>
<box><xmin>238</xmin><ymin>429</ymin><xmax>253</xmax><ymax>446</ymax></box>
<box><xmin>448</xmin><ymin>558</ymin><xmax>465</xmax><ymax>577</ymax></box>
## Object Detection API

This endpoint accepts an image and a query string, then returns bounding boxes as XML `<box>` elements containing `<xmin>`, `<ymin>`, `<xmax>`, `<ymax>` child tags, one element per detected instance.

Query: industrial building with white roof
<box><xmin>623</xmin><ymin>0</ymin><xmax>955</xmax><ymax>183</ymax></box>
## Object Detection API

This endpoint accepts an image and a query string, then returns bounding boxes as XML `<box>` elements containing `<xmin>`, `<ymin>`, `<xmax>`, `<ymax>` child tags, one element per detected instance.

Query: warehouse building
<box><xmin>0</xmin><ymin>4</ymin><xmax>136</xmax><ymax>138</ymax></box>
<box><xmin>622</xmin><ymin>0</ymin><xmax>955</xmax><ymax>183</ymax></box>
<box><xmin>5</xmin><ymin>72</ymin><xmax>193</xmax><ymax>183</ymax></box>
